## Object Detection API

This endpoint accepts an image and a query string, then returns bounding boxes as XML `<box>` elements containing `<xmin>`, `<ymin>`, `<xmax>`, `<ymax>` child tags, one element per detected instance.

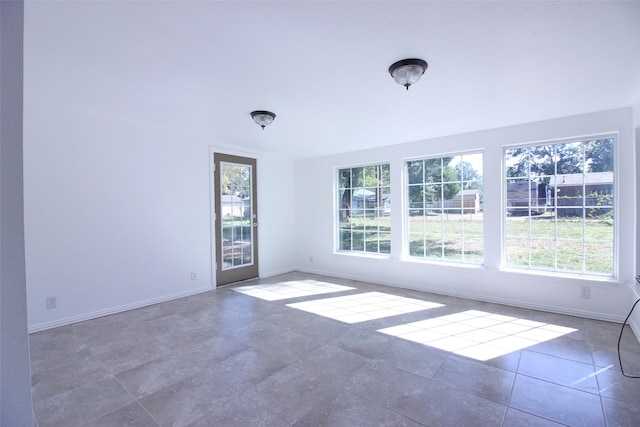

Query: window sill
<box><xmin>333</xmin><ymin>251</ymin><xmax>392</xmax><ymax>261</ymax></box>
<box><xmin>499</xmin><ymin>267</ymin><xmax>620</xmax><ymax>288</ymax></box>
<box><xmin>401</xmin><ymin>256</ymin><xmax>486</xmax><ymax>271</ymax></box>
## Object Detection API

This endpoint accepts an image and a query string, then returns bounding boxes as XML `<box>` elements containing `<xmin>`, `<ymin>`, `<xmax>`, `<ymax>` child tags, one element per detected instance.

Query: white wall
<box><xmin>0</xmin><ymin>0</ymin><xmax>34</xmax><ymax>423</ymax></box>
<box><xmin>295</xmin><ymin>108</ymin><xmax>636</xmax><ymax>322</ymax></box>
<box><xmin>23</xmin><ymin>101</ymin><xmax>296</xmax><ymax>331</ymax></box>
<box><xmin>630</xmin><ymin>99</ymin><xmax>640</xmax><ymax>334</ymax></box>
<box><xmin>636</xmin><ymin>97</ymin><xmax>640</xmax><ymax>282</ymax></box>
<box><xmin>256</xmin><ymin>152</ymin><xmax>297</xmax><ymax>278</ymax></box>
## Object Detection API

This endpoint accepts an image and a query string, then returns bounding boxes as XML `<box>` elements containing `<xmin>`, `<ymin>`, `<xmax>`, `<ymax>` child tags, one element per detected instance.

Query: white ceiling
<box><xmin>25</xmin><ymin>1</ymin><xmax>640</xmax><ymax>160</ymax></box>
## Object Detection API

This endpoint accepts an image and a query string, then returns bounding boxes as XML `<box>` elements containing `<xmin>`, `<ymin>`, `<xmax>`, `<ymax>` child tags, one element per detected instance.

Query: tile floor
<box><xmin>30</xmin><ymin>272</ymin><xmax>640</xmax><ymax>426</ymax></box>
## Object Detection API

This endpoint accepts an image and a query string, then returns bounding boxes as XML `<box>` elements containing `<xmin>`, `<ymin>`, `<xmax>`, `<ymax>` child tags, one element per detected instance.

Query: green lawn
<box><xmin>340</xmin><ymin>212</ymin><xmax>614</xmax><ymax>274</ymax></box>
<box><xmin>505</xmin><ymin>214</ymin><xmax>613</xmax><ymax>274</ymax></box>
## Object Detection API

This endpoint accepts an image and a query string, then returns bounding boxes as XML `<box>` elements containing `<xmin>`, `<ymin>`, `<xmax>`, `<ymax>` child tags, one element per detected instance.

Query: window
<box><xmin>406</xmin><ymin>153</ymin><xmax>483</xmax><ymax>263</ymax></box>
<box><xmin>337</xmin><ymin>163</ymin><xmax>390</xmax><ymax>254</ymax></box>
<box><xmin>504</xmin><ymin>137</ymin><xmax>614</xmax><ymax>276</ymax></box>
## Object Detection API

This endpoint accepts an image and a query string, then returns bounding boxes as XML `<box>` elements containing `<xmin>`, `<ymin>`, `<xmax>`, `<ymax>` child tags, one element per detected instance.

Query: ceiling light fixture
<box><xmin>250</xmin><ymin>110</ymin><xmax>276</xmax><ymax>129</ymax></box>
<box><xmin>388</xmin><ymin>58</ymin><xmax>428</xmax><ymax>91</ymax></box>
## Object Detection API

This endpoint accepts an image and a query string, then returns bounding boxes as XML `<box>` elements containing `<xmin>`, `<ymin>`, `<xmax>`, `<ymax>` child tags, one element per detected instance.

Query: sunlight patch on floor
<box><xmin>232</xmin><ymin>280</ymin><xmax>355</xmax><ymax>301</ymax></box>
<box><xmin>287</xmin><ymin>292</ymin><xmax>444</xmax><ymax>323</ymax></box>
<box><xmin>378</xmin><ymin>310</ymin><xmax>578</xmax><ymax>361</ymax></box>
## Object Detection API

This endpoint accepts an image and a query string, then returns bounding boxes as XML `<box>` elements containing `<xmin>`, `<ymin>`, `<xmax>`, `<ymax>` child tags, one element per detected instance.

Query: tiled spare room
<box><xmin>30</xmin><ymin>273</ymin><xmax>640</xmax><ymax>426</ymax></box>
<box><xmin>2</xmin><ymin>1</ymin><xmax>640</xmax><ymax>426</ymax></box>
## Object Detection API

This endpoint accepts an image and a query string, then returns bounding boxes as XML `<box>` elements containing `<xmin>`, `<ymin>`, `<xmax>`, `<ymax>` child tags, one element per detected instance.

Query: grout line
<box><xmin>502</xmin><ymin>350</ymin><xmax>523</xmax><ymax>426</ymax></box>
<box><xmin>30</xmin><ymin>273</ymin><xmax>629</xmax><ymax>426</ymax></box>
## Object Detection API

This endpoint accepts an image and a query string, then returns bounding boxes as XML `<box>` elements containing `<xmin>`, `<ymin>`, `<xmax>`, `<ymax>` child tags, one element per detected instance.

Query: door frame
<box><xmin>209</xmin><ymin>147</ymin><xmax>260</xmax><ymax>288</ymax></box>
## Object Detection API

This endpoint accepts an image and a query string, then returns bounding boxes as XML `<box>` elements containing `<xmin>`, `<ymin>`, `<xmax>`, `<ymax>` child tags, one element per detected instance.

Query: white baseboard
<box><xmin>28</xmin><ymin>285</ymin><xmax>214</xmax><ymax>333</ymax></box>
<box><xmin>29</xmin><ymin>268</ymin><xmax>638</xmax><ymax>333</ymax></box>
<box><xmin>259</xmin><ymin>267</ymin><xmax>297</xmax><ymax>279</ymax></box>
<box><xmin>29</xmin><ymin>268</ymin><xmax>297</xmax><ymax>333</ymax></box>
<box><xmin>625</xmin><ymin>282</ymin><xmax>640</xmax><ymax>342</ymax></box>
<box><xmin>295</xmin><ymin>266</ymin><xmax>628</xmax><ymax>323</ymax></box>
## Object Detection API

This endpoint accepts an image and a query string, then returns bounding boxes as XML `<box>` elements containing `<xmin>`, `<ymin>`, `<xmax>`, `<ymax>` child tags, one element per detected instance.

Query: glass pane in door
<box><xmin>220</xmin><ymin>161</ymin><xmax>254</xmax><ymax>270</ymax></box>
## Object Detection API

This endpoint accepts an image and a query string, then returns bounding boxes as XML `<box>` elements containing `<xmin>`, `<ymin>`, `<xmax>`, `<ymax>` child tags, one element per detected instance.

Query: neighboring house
<box><xmin>506</xmin><ymin>181</ymin><xmax>550</xmax><ymax>215</ymax></box>
<box><xmin>221</xmin><ymin>194</ymin><xmax>246</xmax><ymax>217</ymax></box>
<box><xmin>351</xmin><ymin>189</ymin><xmax>390</xmax><ymax>216</ymax></box>
<box><xmin>452</xmin><ymin>189</ymin><xmax>481</xmax><ymax>213</ymax></box>
<box><xmin>548</xmin><ymin>171</ymin><xmax>614</xmax><ymax>197</ymax></box>
<box><xmin>424</xmin><ymin>189</ymin><xmax>481</xmax><ymax>213</ymax></box>
<box><xmin>548</xmin><ymin>172</ymin><xmax>614</xmax><ymax>217</ymax></box>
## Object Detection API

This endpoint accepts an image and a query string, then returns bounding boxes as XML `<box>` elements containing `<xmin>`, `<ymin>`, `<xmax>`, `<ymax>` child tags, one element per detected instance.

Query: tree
<box><xmin>555</xmin><ymin>143</ymin><xmax>584</xmax><ymax>174</ymax></box>
<box><xmin>221</xmin><ymin>164</ymin><xmax>250</xmax><ymax>196</ymax></box>
<box><xmin>342</xmin><ymin>164</ymin><xmax>389</xmax><ymax>188</ymax></box>
<box><xmin>438</xmin><ymin>159</ymin><xmax>461</xmax><ymax>200</ymax></box>
<box><xmin>585</xmin><ymin>139</ymin><xmax>614</xmax><ymax>172</ymax></box>
<box><xmin>506</xmin><ymin>139</ymin><xmax>614</xmax><ymax>180</ymax></box>
<box><xmin>455</xmin><ymin>161</ymin><xmax>482</xmax><ymax>189</ymax></box>
<box><xmin>407</xmin><ymin>158</ymin><xmax>459</xmax><ymax>203</ymax></box>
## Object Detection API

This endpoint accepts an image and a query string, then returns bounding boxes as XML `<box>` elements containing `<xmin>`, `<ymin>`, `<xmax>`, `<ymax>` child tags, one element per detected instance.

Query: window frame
<box><xmin>501</xmin><ymin>134</ymin><xmax>618</xmax><ymax>279</ymax></box>
<box><xmin>403</xmin><ymin>151</ymin><xmax>484</xmax><ymax>265</ymax></box>
<box><xmin>335</xmin><ymin>162</ymin><xmax>391</xmax><ymax>256</ymax></box>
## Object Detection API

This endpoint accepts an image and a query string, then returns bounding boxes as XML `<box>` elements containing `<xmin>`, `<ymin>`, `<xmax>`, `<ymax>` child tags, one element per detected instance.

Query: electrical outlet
<box><xmin>46</xmin><ymin>296</ymin><xmax>57</xmax><ymax>309</ymax></box>
<box><xmin>309</xmin><ymin>256</ymin><xmax>313</xmax><ymax>263</ymax></box>
<box><xmin>191</xmin><ymin>271</ymin><xmax>197</xmax><ymax>281</ymax></box>
<box><xmin>580</xmin><ymin>286</ymin><xmax>591</xmax><ymax>299</ymax></box>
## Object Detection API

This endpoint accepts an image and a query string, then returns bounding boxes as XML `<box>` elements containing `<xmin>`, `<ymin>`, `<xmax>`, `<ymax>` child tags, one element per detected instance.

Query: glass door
<box><xmin>213</xmin><ymin>153</ymin><xmax>258</xmax><ymax>285</ymax></box>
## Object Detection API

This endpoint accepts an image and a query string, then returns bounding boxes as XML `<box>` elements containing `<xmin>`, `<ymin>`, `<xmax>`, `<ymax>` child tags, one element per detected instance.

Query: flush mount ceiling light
<box><xmin>250</xmin><ymin>110</ymin><xmax>276</xmax><ymax>129</ymax></box>
<box><xmin>388</xmin><ymin>58</ymin><xmax>428</xmax><ymax>91</ymax></box>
